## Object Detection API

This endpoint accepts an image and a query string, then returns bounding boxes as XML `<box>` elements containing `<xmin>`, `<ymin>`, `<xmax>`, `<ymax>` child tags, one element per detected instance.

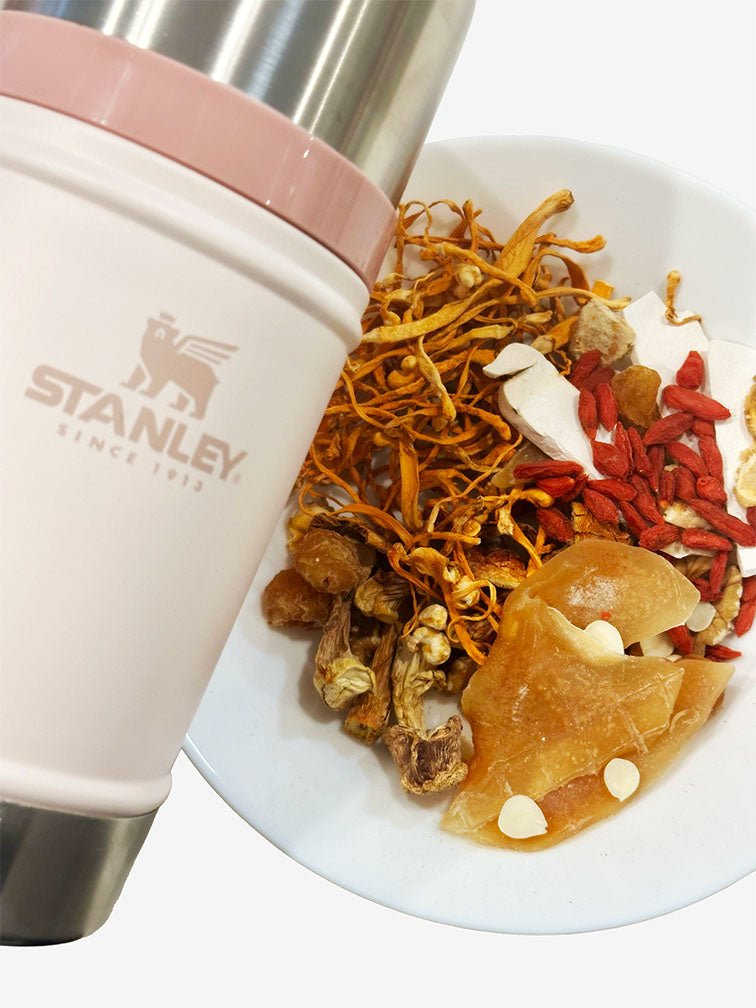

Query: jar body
<box><xmin>0</xmin><ymin>96</ymin><xmax>366</xmax><ymax>818</ymax></box>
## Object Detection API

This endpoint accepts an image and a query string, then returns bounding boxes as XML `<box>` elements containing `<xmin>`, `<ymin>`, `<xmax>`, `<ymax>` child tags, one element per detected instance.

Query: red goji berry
<box><xmin>673</xmin><ymin>465</ymin><xmax>697</xmax><ymax>501</ymax></box>
<box><xmin>680</xmin><ymin>528</ymin><xmax>732</xmax><ymax>552</ymax></box>
<box><xmin>668</xmin><ymin>624</ymin><xmax>693</xmax><ymax>655</ymax></box>
<box><xmin>537</xmin><ymin>507</ymin><xmax>575</xmax><ymax>543</ymax></box>
<box><xmin>696</xmin><ymin>475</ymin><xmax>728</xmax><ymax>505</ymax></box>
<box><xmin>691</xmin><ymin>418</ymin><xmax>716</xmax><ymax>438</ymax></box>
<box><xmin>587</xmin><ymin>479</ymin><xmax>636</xmax><ymax>502</ymax></box>
<box><xmin>688</xmin><ymin>499</ymin><xmax>756</xmax><ymax>547</ymax></box>
<box><xmin>705</xmin><ymin>644</ymin><xmax>742</xmax><ymax>661</ymax></box>
<box><xmin>628</xmin><ymin>426</ymin><xmax>652</xmax><ymax>478</ymax></box>
<box><xmin>648</xmin><ymin>446</ymin><xmax>665</xmax><ymax>493</ymax></box>
<box><xmin>666</xmin><ymin>441</ymin><xmax>707</xmax><ymax>478</ymax></box>
<box><xmin>613</xmin><ymin>422</ymin><xmax>632</xmax><ymax>466</ymax></box>
<box><xmin>595</xmin><ymin>383</ymin><xmax>618</xmax><ymax>431</ymax></box>
<box><xmin>747</xmin><ymin>507</ymin><xmax>756</xmax><ymax>531</ymax></box>
<box><xmin>583</xmin><ymin>488</ymin><xmax>620</xmax><ymax>525</ymax></box>
<box><xmin>629</xmin><ymin>475</ymin><xmax>664</xmax><ymax>524</ymax></box>
<box><xmin>591</xmin><ymin>440</ymin><xmax>630</xmax><ymax>479</ymax></box>
<box><xmin>691</xmin><ymin>577</ymin><xmax>716</xmax><ymax>602</ymax></box>
<box><xmin>582</xmin><ymin>365</ymin><xmax>615</xmax><ymax>393</ymax></box>
<box><xmin>709</xmin><ymin>552</ymin><xmax>728</xmax><ymax>596</ymax></box>
<box><xmin>536</xmin><ymin>476</ymin><xmax>576</xmax><ymax>497</ymax></box>
<box><xmin>734</xmin><ymin>598</ymin><xmax>756</xmax><ymax>637</ymax></box>
<box><xmin>638</xmin><ymin>523</ymin><xmax>680</xmax><ymax>550</ymax></box>
<box><xmin>514</xmin><ymin>461</ymin><xmax>584</xmax><ymax>480</ymax></box>
<box><xmin>741</xmin><ymin>575</ymin><xmax>756</xmax><ymax>603</ymax></box>
<box><xmin>578</xmin><ymin>387</ymin><xmax>598</xmax><ymax>439</ymax></box>
<box><xmin>659</xmin><ymin>469</ymin><xmax>676</xmax><ymax>506</ymax></box>
<box><xmin>643</xmin><ymin>412</ymin><xmax>694</xmax><ymax>445</ymax></box>
<box><xmin>569</xmin><ymin>349</ymin><xmax>602</xmax><ymax>388</ymax></box>
<box><xmin>562</xmin><ymin>473</ymin><xmax>589</xmax><ymax>503</ymax></box>
<box><xmin>662</xmin><ymin>385</ymin><xmax>731</xmax><ymax>420</ymax></box>
<box><xmin>698</xmin><ymin>436</ymin><xmax>724</xmax><ymax>482</ymax></box>
<box><xmin>619</xmin><ymin>501</ymin><xmax>650</xmax><ymax>538</ymax></box>
<box><xmin>675</xmin><ymin>350</ymin><xmax>705</xmax><ymax>390</ymax></box>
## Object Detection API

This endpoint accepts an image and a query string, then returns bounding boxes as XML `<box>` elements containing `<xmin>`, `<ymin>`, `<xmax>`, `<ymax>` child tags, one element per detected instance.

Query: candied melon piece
<box><xmin>451</xmin><ymin>657</ymin><xmax>732</xmax><ymax>850</ymax></box>
<box><xmin>442</xmin><ymin>593</ymin><xmax>684</xmax><ymax>841</ymax></box>
<box><xmin>521</xmin><ymin>538</ymin><xmax>699</xmax><ymax>645</ymax></box>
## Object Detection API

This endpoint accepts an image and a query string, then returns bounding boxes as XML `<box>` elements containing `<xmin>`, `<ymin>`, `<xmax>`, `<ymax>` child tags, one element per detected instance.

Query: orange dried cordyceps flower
<box><xmin>291</xmin><ymin>192</ymin><xmax>624</xmax><ymax>662</ymax></box>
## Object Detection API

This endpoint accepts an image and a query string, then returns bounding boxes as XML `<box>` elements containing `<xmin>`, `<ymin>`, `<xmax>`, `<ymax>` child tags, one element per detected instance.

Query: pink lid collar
<box><xmin>0</xmin><ymin>11</ymin><xmax>395</xmax><ymax>287</ymax></box>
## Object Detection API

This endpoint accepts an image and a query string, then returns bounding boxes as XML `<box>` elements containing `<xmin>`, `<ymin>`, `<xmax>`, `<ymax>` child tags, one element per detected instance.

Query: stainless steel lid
<box><xmin>2</xmin><ymin>0</ymin><xmax>475</xmax><ymax>204</ymax></box>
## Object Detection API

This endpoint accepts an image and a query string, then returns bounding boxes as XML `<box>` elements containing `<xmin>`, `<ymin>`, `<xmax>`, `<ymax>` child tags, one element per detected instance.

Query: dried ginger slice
<box><xmin>521</xmin><ymin>538</ymin><xmax>699</xmax><ymax>646</ymax></box>
<box><xmin>459</xmin><ymin>657</ymin><xmax>732</xmax><ymax>850</ymax></box>
<box><xmin>442</xmin><ymin>593</ymin><xmax>684</xmax><ymax>842</ymax></box>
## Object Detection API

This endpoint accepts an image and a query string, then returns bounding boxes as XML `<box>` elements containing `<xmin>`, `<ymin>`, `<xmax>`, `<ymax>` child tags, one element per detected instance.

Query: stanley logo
<box><xmin>123</xmin><ymin>314</ymin><xmax>238</xmax><ymax>420</ymax></box>
<box><xmin>24</xmin><ymin>314</ymin><xmax>247</xmax><ymax>485</ymax></box>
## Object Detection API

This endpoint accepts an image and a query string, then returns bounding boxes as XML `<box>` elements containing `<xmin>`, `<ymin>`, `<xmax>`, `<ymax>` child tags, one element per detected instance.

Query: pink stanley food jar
<box><xmin>0</xmin><ymin>0</ymin><xmax>474</xmax><ymax>944</ymax></box>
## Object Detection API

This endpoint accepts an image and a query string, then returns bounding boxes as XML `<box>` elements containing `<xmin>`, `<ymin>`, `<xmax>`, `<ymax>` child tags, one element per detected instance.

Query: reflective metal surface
<box><xmin>3</xmin><ymin>0</ymin><xmax>474</xmax><ymax>202</ymax></box>
<box><xmin>0</xmin><ymin>799</ymin><xmax>156</xmax><ymax>945</ymax></box>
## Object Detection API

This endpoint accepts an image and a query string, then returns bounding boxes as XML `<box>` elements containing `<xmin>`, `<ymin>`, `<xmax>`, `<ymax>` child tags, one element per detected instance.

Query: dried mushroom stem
<box><xmin>314</xmin><ymin>596</ymin><xmax>375</xmax><ymax>710</ymax></box>
<box><xmin>344</xmin><ymin>622</ymin><xmax>399</xmax><ymax>744</ymax></box>
<box><xmin>382</xmin><ymin>717</ymin><xmax>468</xmax><ymax>796</ymax></box>
<box><xmin>380</xmin><ymin>629</ymin><xmax>468</xmax><ymax>794</ymax></box>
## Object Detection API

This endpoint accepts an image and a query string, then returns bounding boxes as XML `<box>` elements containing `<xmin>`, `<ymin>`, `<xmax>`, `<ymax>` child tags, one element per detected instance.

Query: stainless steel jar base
<box><xmin>0</xmin><ymin>799</ymin><xmax>156</xmax><ymax>945</ymax></box>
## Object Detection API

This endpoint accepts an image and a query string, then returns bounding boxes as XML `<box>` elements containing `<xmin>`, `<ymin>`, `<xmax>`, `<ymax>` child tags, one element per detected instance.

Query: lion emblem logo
<box><xmin>123</xmin><ymin>314</ymin><xmax>238</xmax><ymax>420</ymax></box>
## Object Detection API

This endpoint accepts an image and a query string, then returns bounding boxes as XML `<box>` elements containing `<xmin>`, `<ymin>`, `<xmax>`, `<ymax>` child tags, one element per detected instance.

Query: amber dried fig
<box><xmin>294</xmin><ymin>528</ymin><xmax>375</xmax><ymax>594</ymax></box>
<box><xmin>611</xmin><ymin>365</ymin><xmax>661</xmax><ymax>430</ymax></box>
<box><xmin>262</xmin><ymin>568</ymin><xmax>332</xmax><ymax>628</ymax></box>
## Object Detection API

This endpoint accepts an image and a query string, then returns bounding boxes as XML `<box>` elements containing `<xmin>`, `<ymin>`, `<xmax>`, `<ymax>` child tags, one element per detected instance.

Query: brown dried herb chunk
<box><xmin>611</xmin><ymin>365</ymin><xmax>661</xmax><ymax>430</ymax></box>
<box><xmin>262</xmin><ymin>568</ymin><xmax>332</xmax><ymax>628</ymax></box>
<box><xmin>294</xmin><ymin>528</ymin><xmax>375</xmax><ymax>594</ymax></box>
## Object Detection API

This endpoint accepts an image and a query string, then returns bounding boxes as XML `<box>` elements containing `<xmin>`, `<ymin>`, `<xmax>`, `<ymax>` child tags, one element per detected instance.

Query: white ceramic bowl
<box><xmin>185</xmin><ymin>136</ymin><xmax>756</xmax><ymax>934</ymax></box>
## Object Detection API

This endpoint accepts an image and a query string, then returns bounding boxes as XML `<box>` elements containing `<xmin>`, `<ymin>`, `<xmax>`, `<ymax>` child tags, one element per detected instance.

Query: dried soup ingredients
<box><xmin>262</xmin><ymin>567</ymin><xmax>332</xmax><ymax>628</ymax></box>
<box><xmin>569</xmin><ymin>299</ymin><xmax>635</xmax><ymax>364</ymax></box>
<box><xmin>603</xmin><ymin>758</ymin><xmax>640</xmax><ymax>801</ymax></box>
<box><xmin>314</xmin><ymin>596</ymin><xmax>375</xmax><ymax>709</ymax></box>
<box><xmin>497</xmin><ymin>795</ymin><xmax>548</xmax><ymax>839</ymax></box>
<box><xmin>744</xmin><ymin>379</ymin><xmax>756</xmax><ymax>439</ymax></box>
<box><xmin>344</xmin><ymin>622</ymin><xmax>399</xmax><ymax>744</ymax></box>
<box><xmin>611</xmin><ymin>365</ymin><xmax>661</xmax><ymax>430</ymax></box>
<box><xmin>294</xmin><ymin>528</ymin><xmax>375</xmax><ymax>594</ymax></box>
<box><xmin>694</xmin><ymin>564</ymin><xmax>742</xmax><ymax>649</ymax></box>
<box><xmin>382</xmin><ymin>716</ymin><xmax>468</xmax><ymax>795</ymax></box>
<box><xmin>354</xmin><ymin>570</ymin><xmax>410</xmax><ymax>624</ymax></box>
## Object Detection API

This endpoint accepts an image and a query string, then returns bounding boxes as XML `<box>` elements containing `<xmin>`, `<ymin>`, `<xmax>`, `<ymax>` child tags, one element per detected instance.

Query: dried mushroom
<box><xmin>314</xmin><ymin>596</ymin><xmax>375</xmax><ymax>709</ymax></box>
<box><xmin>381</xmin><ymin>630</ymin><xmax>468</xmax><ymax>794</ymax></box>
<box><xmin>354</xmin><ymin>571</ymin><xmax>410</xmax><ymax>624</ymax></box>
<box><xmin>344</xmin><ymin>623</ymin><xmax>399</xmax><ymax>744</ymax></box>
<box><xmin>262</xmin><ymin>568</ymin><xmax>332</xmax><ymax>629</ymax></box>
<box><xmin>569</xmin><ymin>299</ymin><xmax>635</xmax><ymax>363</ymax></box>
<box><xmin>294</xmin><ymin>528</ymin><xmax>375</xmax><ymax>594</ymax></box>
<box><xmin>383</xmin><ymin>716</ymin><xmax>468</xmax><ymax>796</ymax></box>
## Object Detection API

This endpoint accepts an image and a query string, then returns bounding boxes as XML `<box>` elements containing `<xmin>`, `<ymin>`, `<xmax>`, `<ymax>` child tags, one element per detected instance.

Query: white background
<box><xmin>3</xmin><ymin>0</ymin><xmax>755</xmax><ymax>1003</ymax></box>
